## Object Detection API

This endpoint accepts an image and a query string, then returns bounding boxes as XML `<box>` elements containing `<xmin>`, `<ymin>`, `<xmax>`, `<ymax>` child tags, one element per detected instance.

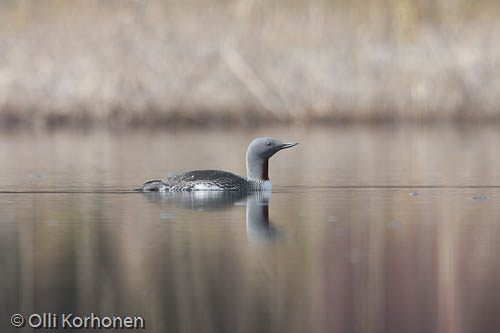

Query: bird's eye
<box><xmin>267</xmin><ymin>142</ymin><xmax>272</xmax><ymax>146</ymax></box>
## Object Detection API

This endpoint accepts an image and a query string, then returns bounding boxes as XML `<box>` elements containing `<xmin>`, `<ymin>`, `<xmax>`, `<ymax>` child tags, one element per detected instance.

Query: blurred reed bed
<box><xmin>0</xmin><ymin>0</ymin><xmax>499</xmax><ymax>129</ymax></box>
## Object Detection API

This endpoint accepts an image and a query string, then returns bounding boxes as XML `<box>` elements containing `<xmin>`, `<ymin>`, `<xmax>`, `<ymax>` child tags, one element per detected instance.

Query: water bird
<box><xmin>138</xmin><ymin>137</ymin><xmax>298</xmax><ymax>191</ymax></box>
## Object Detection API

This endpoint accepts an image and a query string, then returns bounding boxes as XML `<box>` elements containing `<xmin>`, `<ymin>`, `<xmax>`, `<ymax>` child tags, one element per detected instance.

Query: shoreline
<box><xmin>2</xmin><ymin>109</ymin><xmax>500</xmax><ymax>131</ymax></box>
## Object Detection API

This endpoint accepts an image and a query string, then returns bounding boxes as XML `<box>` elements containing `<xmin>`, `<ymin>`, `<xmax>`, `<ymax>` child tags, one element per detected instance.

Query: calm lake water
<box><xmin>1</xmin><ymin>126</ymin><xmax>500</xmax><ymax>332</ymax></box>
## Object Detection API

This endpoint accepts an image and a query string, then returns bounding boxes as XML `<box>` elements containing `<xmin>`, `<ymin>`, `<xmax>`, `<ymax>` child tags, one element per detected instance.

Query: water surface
<box><xmin>1</xmin><ymin>127</ymin><xmax>500</xmax><ymax>332</ymax></box>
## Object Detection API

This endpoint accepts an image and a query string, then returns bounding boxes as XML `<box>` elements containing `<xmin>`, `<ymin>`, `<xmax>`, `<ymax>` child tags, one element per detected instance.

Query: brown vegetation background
<box><xmin>0</xmin><ymin>0</ymin><xmax>499</xmax><ymax>128</ymax></box>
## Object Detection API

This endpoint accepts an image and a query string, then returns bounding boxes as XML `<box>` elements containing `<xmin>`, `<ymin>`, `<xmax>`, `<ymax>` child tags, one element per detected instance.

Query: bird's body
<box><xmin>138</xmin><ymin>137</ymin><xmax>298</xmax><ymax>192</ymax></box>
<box><xmin>141</xmin><ymin>170</ymin><xmax>269</xmax><ymax>192</ymax></box>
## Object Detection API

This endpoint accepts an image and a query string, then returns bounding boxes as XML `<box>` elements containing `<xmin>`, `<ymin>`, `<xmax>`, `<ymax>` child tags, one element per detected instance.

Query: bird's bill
<box><xmin>280</xmin><ymin>142</ymin><xmax>299</xmax><ymax>149</ymax></box>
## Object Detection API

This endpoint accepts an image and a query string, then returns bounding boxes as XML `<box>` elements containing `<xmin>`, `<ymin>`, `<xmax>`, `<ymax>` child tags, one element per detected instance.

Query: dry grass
<box><xmin>0</xmin><ymin>0</ymin><xmax>499</xmax><ymax>129</ymax></box>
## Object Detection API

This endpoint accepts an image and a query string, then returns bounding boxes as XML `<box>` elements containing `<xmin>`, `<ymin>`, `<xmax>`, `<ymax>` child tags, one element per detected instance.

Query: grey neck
<box><xmin>246</xmin><ymin>151</ymin><xmax>269</xmax><ymax>181</ymax></box>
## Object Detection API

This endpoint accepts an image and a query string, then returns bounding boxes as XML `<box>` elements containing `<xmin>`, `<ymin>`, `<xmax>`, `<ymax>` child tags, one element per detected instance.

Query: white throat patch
<box><xmin>261</xmin><ymin>180</ymin><xmax>272</xmax><ymax>191</ymax></box>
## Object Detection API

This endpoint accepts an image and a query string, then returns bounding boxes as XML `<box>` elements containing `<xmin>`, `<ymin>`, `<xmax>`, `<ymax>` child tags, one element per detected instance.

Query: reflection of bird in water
<box><xmin>246</xmin><ymin>191</ymin><xmax>278</xmax><ymax>242</ymax></box>
<box><xmin>141</xmin><ymin>191</ymin><xmax>249</xmax><ymax>210</ymax></box>
<box><xmin>140</xmin><ymin>190</ymin><xmax>279</xmax><ymax>242</ymax></box>
<box><xmin>137</xmin><ymin>137</ymin><xmax>298</xmax><ymax>192</ymax></box>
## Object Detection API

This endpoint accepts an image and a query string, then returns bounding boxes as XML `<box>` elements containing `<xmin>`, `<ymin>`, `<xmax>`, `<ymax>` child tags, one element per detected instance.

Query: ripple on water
<box><xmin>160</xmin><ymin>212</ymin><xmax>172</xmax><ymax>219</ymax></box>
<box><xmin>470</xmin><ymin>196</ymin><xmax>490</xmax><ymax>200</ymax></box>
